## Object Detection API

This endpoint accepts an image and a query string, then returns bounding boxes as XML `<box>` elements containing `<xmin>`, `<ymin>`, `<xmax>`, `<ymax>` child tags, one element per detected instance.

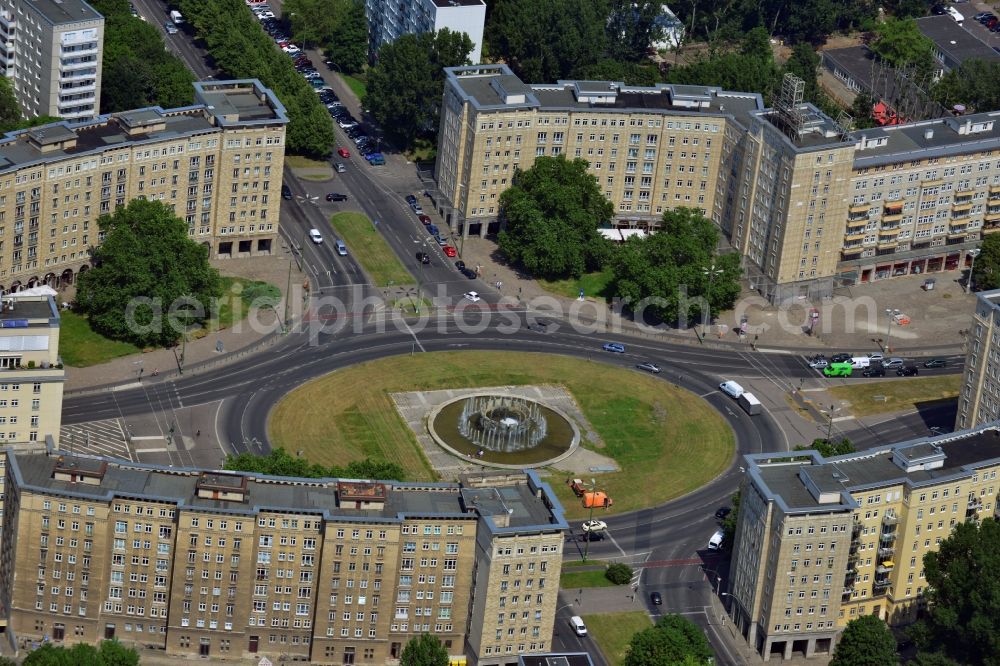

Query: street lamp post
<box><xmin>823</xmin><ymin>403</ymin><xmax>841</xmax><ymax>442</ymax></box>
<box><xmin>702</xmin><ymin>264</ymin><xmax>723</xmax><ymax>339</ymax></box>
<box><xmin>967</xmin><ymin>248</ymin><xmax>982</xmax><ymax>294</ymax></box>
<box><xmin>883</xmin><ymin>308</ymin><xmax>900</xmax><ymax>353</ymax></box>
<box><xmin>720</xmin><ymin>591</ymin><xmax>754</xmax><ymax>658</ymax></box>
<box><xmin>582</xmin><ymin>477</ymin><xmax>598</xmax><ymax>563</ymax></box>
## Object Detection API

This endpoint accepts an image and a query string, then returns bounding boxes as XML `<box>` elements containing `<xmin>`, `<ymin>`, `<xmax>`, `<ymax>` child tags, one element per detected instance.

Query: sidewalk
<box><xmin>64</xmin><ymin>254</ymin><xmax>306</xmax><ymax>393</ymax></box>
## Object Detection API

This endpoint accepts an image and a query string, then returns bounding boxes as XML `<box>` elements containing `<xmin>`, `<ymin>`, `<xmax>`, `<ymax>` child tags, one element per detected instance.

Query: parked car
<box><xmin>443</xmin><ymin>245</ymin><xmax>457</xmax><ymax>257</ymax></box>
<box><xmin>405</xmin><ymin>194</ymin><xmax>418</xmax><ymax>205</ymax></box>
<box><xmin>897</xmin><ymin>366</ymin><xmax>920</xmax><ymax>377</ymax></box>
<box><xmin>868</xmin><ymin>352</ymin><xmax>884</xmax><ymax>363</ymax></box>
<box><xmin>923</xmin><ymin>358</ymin><xmax>948</xmax><ymax>368</ymax></box>
<box><xmin>418</xmin><ymin>214</ymin><xmax>431</xmax><ymax>225</ymax></box>
<box><xmin>582</xmin><ymin>520</ymin><xmax>607</xmax><ymax>532</ymax></box>
<box><xmin>416</xmin><ymin>252</ymin><xmax>430</xmax><ymax>264</ymax></box>
<box><xmin>463</xmin><ymin>291</ymin><xmax>481</xmax><ymax>302</ymax></box>
<box><xmin>308</xmin><ymin>228</ymin><xmax>323</xmax><ymax>244</ymax></box>
<box><xmin>164</xmin><ymin>21</ymin><xmax>179</xmax><ymax>34</ymax></box>
<box><xmin>460</xmin><ymin>267</ymin><xmax>477</xmax><ymax>279</ymax></box>
<box><xmin>636</xmin><ymin>362</ymin><xmax>661</xmax><ymax>374</ymax></box>
<box><xmin>809</xmin><ymin>358</ymin><xmax>829</xmax><ymax>369</ymax></box>
<box><xmin>337</xmin><ymin>148</ymin><xmax>350</xmax><ymax>158</ymax></box>
<box><xmin>602</xmin><ymin>342</ymin><xmax>626</xmax><ymax>353</ymax></box>
<box><xmin>931</xmin><ymin>4</ymin><xmax>946</xmax><ymax>14</ymax></box>
<box><xmin>455</xmin><ymin>260</ymin><xmax>466</xmax><ymax>272</ymax></box>
<box><xmin>325</xmin><ymin>192</ymin><xmax>348</xmax><ymax>202</ymax></box>
<box><xmin>715</xmin><ymin>506</ymin><xmax>732</xmax><ymax>520</ymax></box>
<box><xmin>830</xmin><ymin>353</ymin><xmax>851</xmax><ymax>364</ymax></box>
<box><xmin>862</xmin><ymin>366</ymin><xmax>885</xmax><ymax>378</ymax></box>
<box><xmin>281</xmin><ymin>184</ymin><xmax>292</xmax><ymax>200</ymax></box>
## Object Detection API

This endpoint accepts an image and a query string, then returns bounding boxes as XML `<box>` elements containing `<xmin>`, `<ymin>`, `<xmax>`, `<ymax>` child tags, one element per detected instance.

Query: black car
<box><xmin>416</xmin><ymin>252</ymin><xmax>430</xmax><ymax>265</ymax></box>
<box><xmin>862</xmin><ymin>366</ymin><xmax>885</xmax><ymax>377</ymax></box>
<box><xmin>455</xmin><ymin>260</ymin><xmax>466</xmax><ymax>271</ymax></box>
<box><xmin>923</xmin><ymin>358</ymin><xmax>948</xmax><ymax>368</ymax></box>
<box><xmin>715</xmin><ymin>507</ymin><xmax>731</xmax><ymax>520</ymax></box>
<box><xmin>931</xmin><ymin>4</ymin><xmax>946</xmax><ymax>14</ymax></box>
<box><xmin>405</xmin><ymin>194</ymin><xmax>418</xmax><ymax>205</ymax></box>
<box><xmin>461</xmin><ymin>267</ymin><xmax>477</xmax><ymax>279</ymax></box>
<box><xmin>281</xmin><ymin>184</ymin><xmax>292</xmax><ymax>200</ymax></box>
<box><xmin>580</xmin><ymin>531</ymin><xmax>603</xmax><ymax>542</ymax></box>
<box><xmin>325</xmin><ymin>192</ymin><xmax>348</xmax><ymax>202</ymax></box>
<box><xmin>650</xmin><ymin>592</ymin><xmax>662</xmax><ymax>605</ymax></box>
<box><xmin>897</xmin><ymin>366</ymin><xmax>920</xmax><ymax>377</ymax></box>
<box><xmin>831</xmin><ymin>353</ymin><xmax>851</xmax><ymax>364</ymax></box>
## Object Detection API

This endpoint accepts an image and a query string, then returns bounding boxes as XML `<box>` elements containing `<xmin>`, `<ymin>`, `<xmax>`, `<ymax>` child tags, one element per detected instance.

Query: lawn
<box><xmin>560</xmin><ymin>568</ymin><xmax>616</xmax><ymax>589</ymax></box>
<box><xmin>58</xmin><ymin>310</ymin><xmax>143</xmax><ymax>368</ymax></box>
<box><xmin>828</xmin><ymin>375</ymin><xmax>961</xmax><ymax>417</ymax></box>
<box><xmin>539</xmin><ymin>269</ymin><xmax>615</xmax><ymax>301</ymax></box>
<box><xmin>269</xmin><ymin>352</ymin><xmax>734</xmax><ymax>515</ymax></box>
<box><xmin>584</xmin><ymin>612</ymin><xmax>652</xmax><ymax>666</ymax></box>
<box><xmin>203</xmin><ymin>277</ymin><xmax>280</xmax><ymax>335</ymax></box>
<box><xmin>341</xmin><ymin>74</ymin><xmax>367</xmax><ymax>100</ymax></box>
<box><xmin>405</xmin><ymin>138</ymin><xmax>437</xmax><ymax>163</ymax></box>
<box><xmin>328</xmin><ymin>212</ymin><xmax>414</xmax><ymax>287</ymax></box>
<box><xmin>284</xmin><ymin>155</ymin><xmax>330</xmax><ymax>170</ymax></box>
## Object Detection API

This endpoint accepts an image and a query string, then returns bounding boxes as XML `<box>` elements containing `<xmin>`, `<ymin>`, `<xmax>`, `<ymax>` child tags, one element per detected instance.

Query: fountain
<box><xmin>428</xmin><ymin>393</ymin><xmax>579</xmax><ymax>467</ymax></box>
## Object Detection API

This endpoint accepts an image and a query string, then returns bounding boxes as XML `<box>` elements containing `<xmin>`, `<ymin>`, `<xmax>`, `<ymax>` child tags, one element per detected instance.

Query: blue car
<box><xmin>427</xmin><ymin>224</ymin><xmax>439</xmax><ymax>236</ymax></box>
<box><xmin>602</xmin><ymin>342</ymin><xmax>625</xmax><ymax>353</ymax></box>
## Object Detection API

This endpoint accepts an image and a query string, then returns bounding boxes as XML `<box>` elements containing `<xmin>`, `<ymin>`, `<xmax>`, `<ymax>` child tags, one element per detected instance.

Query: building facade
<box><xmin>435</xmin><ymin>65</ymin><xmax>995</xmax><ymax>302</ymax></box>
<box><xmin>0</xmin><ymin>0</ymin><xmax>105</xmax><ymax>120</ymax></box>
<box><xmin>0</xmin><ymin>454</ymin><xmax>567</xmax><ymax>664</ymax></box>
<box><xmin>0</xmin><ymin>78</ymin><xmax>287</xmax><ymax>293</ymax></box>
<box><xmin>728</xmin><ymin>425</ymin><xmax>1000</xmax><ymax>661</ymax></box>
<box><xmin>955</xmin><ymin>288</ymin><xmax>1000</xmax><ymax>429</ymax></box>
<box><xmin>365</xmin><ymin>0</ymin><xmax>485</xmax><ymax>63</ymax></box>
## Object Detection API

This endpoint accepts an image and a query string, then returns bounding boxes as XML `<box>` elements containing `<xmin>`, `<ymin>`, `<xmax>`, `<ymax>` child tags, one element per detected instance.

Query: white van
<box><xmin>719</xmin><ymin>380</ymin><xmax>745</xmax><ymax>399</ymax></box>
<box><xmin>849</xmin><ymin>356</ymin><xmax>870</xmax><ymax>369</ymax></box>
<box><xmin>947</xmin><ymin>6</ymin><xmax>963</xmax><ymax>23</ymax></box>
<box><xmin>708</xmin><ymin>529</ymin><xmax>725</xmax><ymax>550</ymax></box>
<box><xmin>569</xmin><ymin>616</ymin><xmax>587</xmax><ymax>636</ymax></box>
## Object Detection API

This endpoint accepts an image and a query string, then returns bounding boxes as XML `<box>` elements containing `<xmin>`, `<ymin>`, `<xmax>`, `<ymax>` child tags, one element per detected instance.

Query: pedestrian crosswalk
<box><xmin>59</xmin><ymin>419</ymin><xmax>133</xmax><ymax>461</ymax></box>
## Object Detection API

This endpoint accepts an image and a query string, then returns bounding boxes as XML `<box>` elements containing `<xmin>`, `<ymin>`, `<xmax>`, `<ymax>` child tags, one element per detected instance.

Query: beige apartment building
<box><xmin>0</xmin><ymin>0</ymin><xmax>105</xmax><ymax>120</ymax></box>
<box><xmin>435</xmin><ymin>65</ymin><xmax>991</xmax><ymax>302</ymax></box>
<box><xmin>0</xmin><ymin>453</ymin><xmax>568</xmax><ymax>664</ymax></box>
<box><xmin>728</xmin><ymin>425</ymin><xmax>1000</xmax><ymax>661</ymax></box>
<box><xmin>0</xmin><ymin>78</ymin><xmax>287</xmax><ymax>294</ymax></box>
<box><xmin>955</xmin><ymin>288</ymin><xmax>1000</xmax><ymax>430</ymax></box>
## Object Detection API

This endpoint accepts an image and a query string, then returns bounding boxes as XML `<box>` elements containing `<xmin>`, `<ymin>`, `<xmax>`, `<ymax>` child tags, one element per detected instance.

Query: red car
<box><xmin>443</xmin><ymin>245</ymin><xmax>457</xmax><ymax>257</ymax></box>
<box><xmin>337</xmin><ymin>148</ymin><xmax>350</xmax><ymax>158</ymax></box>
<box><xmin>418</xmin><ymin>214</ymin><xmax>431</xmax><ymax>225</ymax></box>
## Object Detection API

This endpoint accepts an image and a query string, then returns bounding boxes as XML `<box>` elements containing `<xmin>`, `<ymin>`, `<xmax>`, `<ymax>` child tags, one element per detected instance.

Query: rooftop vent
<box><xmin>925</xmin><ymin>128</ymin><xmax>934</xmax><ymax>140</ymax></box>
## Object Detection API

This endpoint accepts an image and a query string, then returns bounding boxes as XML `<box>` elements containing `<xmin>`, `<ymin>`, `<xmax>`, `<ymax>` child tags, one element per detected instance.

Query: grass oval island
<box><xmin>268</xmin><ymin>351</ymin><xmax>735</xmax><ymax>518</ymax></box>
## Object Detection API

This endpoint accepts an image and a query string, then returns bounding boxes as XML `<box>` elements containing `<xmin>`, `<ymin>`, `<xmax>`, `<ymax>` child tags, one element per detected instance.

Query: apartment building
<box><xmin>955</xmin><ymin>288</ymin><xmax>1000</xmax><ymax>429</ymax></box>
<box><xmin>435</xmin><ymin>65</ymin><xmax>993</xmax><ymax>302</ymax></box>
<box><xmin>365</xmin><ymin>0</ymin><xmax>485</xmax><ymax>63</ymax></box>
<box><xmin>728</xmin><ymin>425</ymin><xmax>1000</xmax><ymax>661</ymax></box>
<box><xmin>0</xmin><ymin>454</ymin><xmax>567</xmax><ymax>664</ymax></box>
<box><xmin>0</xmin><ymin>78</ymin><xmax>287</xmax><ymax>293</ymax></box>
<box><xmin>0</xmin><ymin>0</ymin><xmax>104</xmax><ymax>120</ymax></box>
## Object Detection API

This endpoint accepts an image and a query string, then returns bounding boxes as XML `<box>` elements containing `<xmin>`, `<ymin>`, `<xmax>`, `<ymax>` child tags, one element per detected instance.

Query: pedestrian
<box><xmin>196</xmin><ymin>430</ymin><xmax>201</xmax><ymax>437</ymax></box>
<box><xmin>152</xmin><ymin>368</ymin><xmax>158</xmax><ymax>377</ymax></box>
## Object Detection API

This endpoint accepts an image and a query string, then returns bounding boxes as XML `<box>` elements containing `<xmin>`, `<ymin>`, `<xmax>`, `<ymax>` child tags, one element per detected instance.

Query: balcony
<box><xmin>879</xmin><ymin>227</ymin><xmax>901</xmax><ymax>238</ymax></box>
<box><xmin>877</xmin><ymin>239</ymin><xmax>898</xmax><ymax>250</ymax></box>
<box><xmin>849</xmin><ymin>203</ymin><xmax>870</xmax><ymax>215</ymax></box>
<box><xmin>878</xmin><ymin>546</ymin><xmax>895</xmax><ymax>558</ymax></box>
<box><xmin>879</xmin><ymin>531</ymin><xmax>896</xmax><ymax>543</ymax></box>
<box><xmin>921</xmin><ymin>179</ymin><xmax>944</xmax><ymax>188</ymax></box>
<box><xmin>954</xmin><ymin>190</ymin><xmax>974</xmax><ymax>203</ymax></box>
<box><xmin>984</xmin><ymin>224</ymin><xmax>1000</xmax><ymax>235</ymax></box>
<box><xmin>882</xmin><ymin>513</ymin><xmax>898</xmax><ymax>526</ymax></box>
<box><xmin>844</xmin><ymin>231</ymin><xmax>865</xmax><ymax>242</ymax></box>
<box><xmin>841</xmin><ymin>588</ymin><xmax>855</xmax><ymax>601</ymax></box>
<box><xmin>882</xmin><ymin>212</ymin><xmax>903</xmax><ymax>223</ymax></box>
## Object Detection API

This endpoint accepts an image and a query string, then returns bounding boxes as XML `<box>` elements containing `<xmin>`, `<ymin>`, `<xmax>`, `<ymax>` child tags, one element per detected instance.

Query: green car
<box><xmin>823</xmin><ymin>362</ymin><xmax>853</xmax><ymax>377</ymax></box>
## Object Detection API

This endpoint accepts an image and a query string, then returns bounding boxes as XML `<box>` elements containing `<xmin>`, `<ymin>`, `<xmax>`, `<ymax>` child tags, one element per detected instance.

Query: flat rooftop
<box><xmin>0</xmin><ymin>296</ymin><xmax>55</xmax><ymax>322</ymax></box>
<box><xmin>21</xmin><ymin>0</ymin><xmax>102</xmax><ymax>24</ymax></box>
<box><xmin>8</xmin><ymin>452</ymin><xmax>565</xmax><ymax>532</ymax></box>
<box><xmin>916</xmin><ymin>15</ymin><xmax>1000</xmax><ymax>68</ymax></box>
<box><xmin>851</xmin><ymin>111</ymin><xmax>1000</xmax><ymax>166</ymax></box>
<box><xmin>520</xmin><ymin>655</ymin><xmax>594</xmax><ymax>666</ymax></box>
<box><xmin>430</xmin><ymin>0</ymin><xmax>484</xmax><ymax>6</ymax></box>
<box><xmin>750</xmin><ymin>425</ymin><xmax>1000</xmax><ymax>512</ymax></box>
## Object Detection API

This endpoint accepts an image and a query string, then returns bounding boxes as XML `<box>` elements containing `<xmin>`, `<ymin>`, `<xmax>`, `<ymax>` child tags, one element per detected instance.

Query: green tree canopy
<box><xmin>606</xmin><ymin>562</ymin><xmax>634</xmax><ymax>584</ymax></box>
<box><xmin>606</xmin><ymin>0</ymin><xmax>665</xmax><ymax>61</ymax></box>
<box><xmin>575</xmin><ymin>59</ymin><xmax>661</xmax><ymax>86</ymax></box>
<box><xmin>284</xmin><ymin>0</ymin><xmax>339</xmax><ymax>50</ymax></box>
<box><xmin>870</xmin><ymin>18</ymin><xmax>936</xmax><ymax>83</ymax></box>
<box><xmin>794</xmin><ymin>438</ymin><xmax>855</xmax><ymax>458</ymax></box>
<box><xmin>933</xmin><ymin>59</ymin><xmax>1000</xmax><ymax>113</ymax></box>
<box><xmin>972</xmin><ymin>233</ymin><xmax>1000</xmax><ymax>291</ymax></box>
<box><xmin>624</xmin><ymin>614</ymin><xmax>713</xmax><ymax>666</ymax></box>
<box><xmin>496</xmin><ymin>155</ymin><xmax>613</xmax><ymax>279</ymax></box>
<box><xmin>326</xmin><ymin>0</ymin><xmax>368</xmax><ymax>74</ymax></box>
<box><xmin>908</xmin><ymin>653</ymin><xmax>962</xmax><ymax>666</ymax></box>
<box><xmin>0</xmin><ymin>75</ymin><xmax>22</xmax><ymax>133</ymax></box>
<box><xmin>224</xmin><ymin>447</ymin><xmax>406</xmax><ymax>481</ymax></box>
<box><xmin>76</xmin><ymin>199</ymin><xmax>222</xmax><ymax>347</ymax></box>
<box><xmin>850</xmin><ymin>91</ymin><xmax>879</xmax><ymax>130</ymax></box>
<box><xmin>22</xmin><ymin>641</ymin><xmax>138</xmax><ymax>666</ymax></box>
<box><xmin>609</xmin><ymin>208</ymin><xmax>741</xmax><ymax>325</ymax></box>
<box><xmin>400</xmin><ymin>633</ymin><xmax>449</xmax><ymax>666</ymax></box>
<box><xmin>365</xmin><ymin>29</ymin><xmax>472</xmax><ymax>149</ymax></box>
<box><xmin>912</xmin><ymin>519</ymin><xmax>1000</xmax><ymax>665</ymax></box>
<box><xmin>830</xmin><ymin>615</ymin><xmax>898</xmax><ymax>666</ymax></box>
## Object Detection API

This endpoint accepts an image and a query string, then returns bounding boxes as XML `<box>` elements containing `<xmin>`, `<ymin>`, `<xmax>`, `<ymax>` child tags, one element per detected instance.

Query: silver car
<box><xmin>882</xmin><ymin>357</ymin><xmax>905</xmax><ymax>369</ymax></box>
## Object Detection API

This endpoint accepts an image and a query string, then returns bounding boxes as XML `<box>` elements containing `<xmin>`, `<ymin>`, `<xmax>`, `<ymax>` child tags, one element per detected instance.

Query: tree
<box><xmin>575</xmin><ymin>59</ymin><xmax>660</xmax><ymax>86</ymax></box>
<box><xmin>794</xmin><ymin>438</ymin><xmax>855</xmax><ymax>458</ymax></box>
<box><xmin>20</xmin><ymin>642</ymin><xmax>138</xmax><ymax>666</ymax></box>
<box><xmin>665</xmin><ymin>52</ymin><xmax>780</xmax><ymax>104</ymax></box>
<box><xmin>933</xmin><ymin>58</ymin><xmax>1000</xmax><ymax>113</ymax></box>
<box><xmin>487</xmin><ymin>0</ymin><xmax>610</xmax><ymax>82</ymax></box>
<box><xmin>721</xmin><ymin>490</ymin><xmax>740</xmax><ymax>545</ymax></box>
<box><xmin>76</xmin><ymin>199</ymin><xmax>222</xmax><ymax>347</ymax></box>
<box><xmin>740</xmin><ymin>27</ymin><xmax>773</xmax><ymax>64</ymax></box>
<box><xmin>911</xmin><ymin>519</ymin><xmax>1000</xmax><ymax>665</ymax></box>
<box><xmin>606</xmin><ymin>0</ymin><xmax>665</xmax><ymax>62</ymax></box>
<box><xmin>870</xmin><ymin>18</ymin><xmax>935</xmax><ymax>73</ymax></box>
<box><xmin>850</xmin><ymin>91</ymin><xmax>878</xmax><ymax>130</ymax></box>
<box><xmin>224</xmin><ymin>447</ymin><xmax>406</xmax><ymax>481</ymax></box>
<box><xmin>610</xmin><ymin>208</ymin><xmax>741</xmax><ymax>325</ymax></box>
<box><xmin>400</xmin><ymin>633</ymin><xmax>449</xmax><ymax>666</ymax></box>
<box><xmin>908</xmin><ymin>653</ymin><xmax>962</xmax><ymax>666</ymax></box>
<box><xmin>365</xmin><ymin>29</ymin><xmax>472</xmax><ymax>149</ymax></box>
<box><xmin>830</xmin><ymin>615</ymin><xmax>898</xmax><ymax>666</ymax></box>
<box><xmin>98</xmin><ymin>640</ymin><xmax>140</xmax><ymax>666</ymax></box>
<box><xmin>284</xmin><ymin>0</ymin><xmax>340</xmax><ymax>50</ymax></box>
<box><xmin>972</xmin><ymin>233</ymin><xmax>1000</xmax><ymax>291</ymax></box>
<box><xmin>497</xmin><ymin>155</ymin><xmax>613</xmax><ymax>280</ymax></box>
<box><xmin>606</xmin><ymin>562</ymin><xmax>633</xmax><ymax>584</ymax></box>
<box><xmin>624</xmin><ymin>614</ymin><xmax>713</xmax><ymax>666</ymax></box>
<box><xmin>784</xmin><ymin>43</ymin><xmax>820</xmax><ymax>103</ymax></box>
<box><xmin>326</xmin><ymin>0</ymin><xmax>368</xmax><ymax>73</ymax></box>
<box><xmin>0</xmin><ymin>75</ymin><xmax>21</xmax><ymax>133</ymax></box>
